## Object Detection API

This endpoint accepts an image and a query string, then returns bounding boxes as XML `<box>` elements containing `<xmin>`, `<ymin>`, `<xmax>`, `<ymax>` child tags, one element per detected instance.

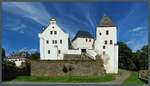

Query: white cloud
<box><xmin>3</xmin><ymin>2</ymin><xmax>51</xmax><ymax>25</ymax></box>
<box><xmin>132</xmin><ymin>39</ymin><xmax>147</xmax><ymax>52</ymax></box>
<box><xmin>19</xmin><ymin>48</ymin><xmax>27</xmax><ymax>52</ymax></box>
<box><xmin>5</xmin><ymin>23</ymin><xmax>26</xmax><ymax>34</ymax></box>
<box><xmin>129</xmin><ymin>27</ymin><xmax>143</xmax><ymax>32</ymax></box>
<box><xmin>126</xmin><ymin>40</ymin><xmax>134</xmax><ymax>45</ymax></box>
<box><xmin>18</xmin><ymin>48</ymin><xmax>37</xmax><ymax>53</ymax></box>
<box><xmin>29</xmin><ymin>48</ymin><xmax>38</xmax><ymax>53</ymax></box>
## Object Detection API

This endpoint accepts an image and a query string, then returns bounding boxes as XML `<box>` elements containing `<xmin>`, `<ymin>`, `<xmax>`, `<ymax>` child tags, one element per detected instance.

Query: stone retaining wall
<box><xmin>31</xmin><ymin>60</ymin><xmax>104</xmax><ymax>76</ymax></box>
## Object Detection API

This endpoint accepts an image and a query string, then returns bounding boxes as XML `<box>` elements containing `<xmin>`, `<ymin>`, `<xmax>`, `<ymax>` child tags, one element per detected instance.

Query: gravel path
<box><xmin>111</xmin><ymin>69</ymin><xmax>131</xmax><ymax>84</ymax></box>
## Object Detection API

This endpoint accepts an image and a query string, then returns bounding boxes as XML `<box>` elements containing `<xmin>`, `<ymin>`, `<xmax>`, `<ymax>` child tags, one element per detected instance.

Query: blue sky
<box><xmin>2</xmin><ymin>2</ymin><xmax>148</xmax><ymax>55</ymax></box>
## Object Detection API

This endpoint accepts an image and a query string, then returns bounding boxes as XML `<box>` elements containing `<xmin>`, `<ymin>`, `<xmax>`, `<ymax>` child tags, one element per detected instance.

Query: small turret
<box><xmin>50</xmin><ymin>18</ymin><xmax>56</xmax><ymax>24</ymax></box>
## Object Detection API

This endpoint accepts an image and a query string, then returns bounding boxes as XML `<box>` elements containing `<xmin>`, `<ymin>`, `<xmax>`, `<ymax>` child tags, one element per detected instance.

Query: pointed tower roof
<box><xmin>97</xmin><ymin>13</ymin><xmax>116</xmax><ymax>27</ymax></box>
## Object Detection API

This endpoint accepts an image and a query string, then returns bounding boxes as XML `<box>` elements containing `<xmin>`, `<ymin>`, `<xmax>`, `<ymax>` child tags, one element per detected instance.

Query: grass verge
<box><xmin>122</xmin><ymin>71</ymin><xmax>146</xmax><ymax>84</ymax></box>
<box><xmin>11</xmin><ymin>74</ymin><xmax>115</xmax><ymax>83</ymax></box>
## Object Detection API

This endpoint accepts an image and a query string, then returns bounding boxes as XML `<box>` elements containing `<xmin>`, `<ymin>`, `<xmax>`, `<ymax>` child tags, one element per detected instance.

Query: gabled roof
<box><xmin>97</xmin><ymin>13</ymin><xmax>116</xmax><ymax>27</ymax></box>
<box><xmin>72</xmin><ymin>30</ymin><xmax>94</xmax><ymax>41</ymax></box>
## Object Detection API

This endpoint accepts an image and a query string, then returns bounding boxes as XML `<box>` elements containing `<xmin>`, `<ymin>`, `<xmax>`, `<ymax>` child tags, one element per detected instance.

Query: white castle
<box><xmin>38</xmin><ymin>14</ymin><xmax>118</xmax><ymax>73</ymax></box>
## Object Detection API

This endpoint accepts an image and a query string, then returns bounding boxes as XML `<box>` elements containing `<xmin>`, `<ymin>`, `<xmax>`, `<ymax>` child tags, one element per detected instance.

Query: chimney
<box><xmin>50</xmin><ymin>18</ymin><xmax>56</xmax><ymax>24</ymax></box>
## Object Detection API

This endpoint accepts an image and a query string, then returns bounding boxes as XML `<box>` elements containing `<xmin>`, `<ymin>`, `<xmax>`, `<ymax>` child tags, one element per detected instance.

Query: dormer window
<box><xmin>106</xmin><ymin>30</ymin><xmax>109</xmax><ymax>35</ymax></box>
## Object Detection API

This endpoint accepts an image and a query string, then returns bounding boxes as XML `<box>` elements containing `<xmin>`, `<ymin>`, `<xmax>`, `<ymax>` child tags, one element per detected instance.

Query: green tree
<box><xmin>117</xmin><ymin>42</ymin><xmax>136</xmax><ymax>70</ymax></box>
<box><xmin>2</xmin><ymin>48</ymin><xmax>6</xmax><ymax>61</ymax></box>
<box><xmin>29</xmin><ymin>52</ymin><xmax>40</xmax><ymax>60</ymax></box>
<box><xmin>139</xmin><ymin>45</ymin><xmax>148</xmax><ymax>70</ymax></box>
<box><xmin>131</xmin><ymin>45</ymin><xmax>148</xmax><ymax>70</ymax></box>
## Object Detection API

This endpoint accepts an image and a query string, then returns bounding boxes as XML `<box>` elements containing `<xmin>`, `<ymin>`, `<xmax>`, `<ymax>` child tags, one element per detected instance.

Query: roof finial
<box><xmin>104</xmin><ymin>13</ymin><xmax>107</xmax><ymax>16</ymax></box>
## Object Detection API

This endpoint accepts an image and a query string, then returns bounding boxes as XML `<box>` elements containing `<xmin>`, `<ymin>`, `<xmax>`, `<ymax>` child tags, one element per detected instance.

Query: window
<box><xmin>48</xmin><ymin>50</ymin><xmax>50</xmax><ymax>54</ymax></box>
<box><xmin>52</xmin><ymin>40</ymin><xmax>55</xmax><ymax>44</ymax></box>
<box><xmin>54</xmin><ymin>31</ymin><xmax>57</xmax><ymax>35</ymax></box>
<box><xmin>103</xmin><ymin>46</ymin><xmax>105</xmax><ymax>49</ymax></box>
<box><xmin>55</xmin><ymin>40</ymin><xmax>57</xmax><ymax>44</ymax></box>
<box><xmin>50</xmin><ymin>31</ymin><xmax>53</xmax><ymax>35</ymax></box>
<box><xmin>46</xmin><ymin>40</ymin><xmax>49</xmax><ymax>44</ymax></box>
<box><xmin>60</xmin><ymin>40</ymin><xmax>62</xmax><ymax>44</ymax></box>
<box><xmin>99</xmin><ymin>33</ymin><xmax>102</xmax><ymax>35</ymax></box>
<box><xmin>58</xmin><ymin>50</ymin><xmax>61</xmax><ymax>54</ymax></box>
<box><xmin>110</xmin><ymin>40</ymin><xmax>113</xmax><ymax>44</ymax></box>
<box><xmin>103</xmin><ymin>51</ymin><xmax>105</xmax><ymax>55</ymax></box>
<box><xmin>52</xmin><ymin>26</ymin><xmax>54</xmax><ymax>28</ymax></box>
<box><xmin>86</xmin><ymin>39</ymin><xmax>88</xmax><ymax>42</ymax></box>
<box><xmin>105</xmin><ymin>40</ymin><xmax>107</xmax><ymax>45</ymax></box>
<box><xmin>106</xmin><ymin>30</ymin><xmax>109</xmax><ymax>35</ymax></box>
<box><xmin>89</xmin><ymin>39</ymin><xmax>91</xmax><ymax>42</ymax></box>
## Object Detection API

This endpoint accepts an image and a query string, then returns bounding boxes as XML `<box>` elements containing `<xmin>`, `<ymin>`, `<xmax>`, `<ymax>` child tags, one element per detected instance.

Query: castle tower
<box><xmin>94</xmin><ymin>13</ymin><xmax>118</xmax><ymax>73</ymax></box>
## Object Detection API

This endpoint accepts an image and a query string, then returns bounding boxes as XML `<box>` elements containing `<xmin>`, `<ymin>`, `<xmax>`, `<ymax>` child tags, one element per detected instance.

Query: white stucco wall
<box><xmin>39</xmin><ymin>20</ymin><xmax>69</xmax><ymax>60</ymax></box>
<box><xmin>72</xmin><ymin>38</ymin><xmax>94</xmax><ymax>49</ymax></box>
<box><xmin>94</xmin><ymin>27</ymin><xmax>118</xmax><ymax>73</ymax></box>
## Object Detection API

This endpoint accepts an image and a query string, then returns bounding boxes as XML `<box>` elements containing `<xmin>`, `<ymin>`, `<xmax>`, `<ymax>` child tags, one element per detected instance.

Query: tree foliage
<box><xmin>29</xmin><ymin>52</ymin><xmax>40</xmax><ymax>60</ymax></box>
<box><xmin>118</xmin><ymin>42</ymin><xmax>148</xmax><ymax>71</ymax></box>
<box><xmin>2</xmin><ymin>48</ymin><xmax>6</xmax><ymax>61</ymax></box>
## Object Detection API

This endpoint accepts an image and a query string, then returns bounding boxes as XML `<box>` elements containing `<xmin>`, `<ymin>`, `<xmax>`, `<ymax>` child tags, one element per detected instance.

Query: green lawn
<box><xmin>11</xmin><ymin>74</ymin><xmax>115</xmax><ymax>83</ymax></box>
<box><xmin>122</xmin><ymin>71</ymin><xmax>146</xmax><ymax>84</ymax></box>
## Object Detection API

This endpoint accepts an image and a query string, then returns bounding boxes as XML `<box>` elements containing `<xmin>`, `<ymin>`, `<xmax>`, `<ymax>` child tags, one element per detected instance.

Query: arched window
<box><xmin>106</xmin><ymin>30</ymin><xmax>109</xmax><ymax>35</ymax></box>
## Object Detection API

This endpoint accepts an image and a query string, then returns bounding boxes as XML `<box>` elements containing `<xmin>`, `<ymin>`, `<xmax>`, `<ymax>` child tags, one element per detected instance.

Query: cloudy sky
<box><xmin>2</xmin><ymin>2</ymin><xmax>148</xmax><ymax>55</ymax></box>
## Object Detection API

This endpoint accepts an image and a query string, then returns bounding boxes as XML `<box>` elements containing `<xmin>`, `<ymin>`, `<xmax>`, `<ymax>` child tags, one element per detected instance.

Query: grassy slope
<box><xmin>122</xmin><ymin>71</ymin><xmax>145</xmax><ymax>84</ymax></box>
<box><xmin>11</xmin><ymin>74</ymin><xmax>115</xmax><ymax>83</ymax></box>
